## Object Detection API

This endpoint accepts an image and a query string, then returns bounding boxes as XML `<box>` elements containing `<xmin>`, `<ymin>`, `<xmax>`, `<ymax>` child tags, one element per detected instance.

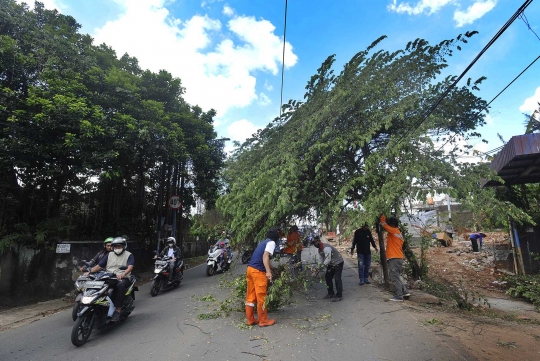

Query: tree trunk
<box><xmin>375</xmin><ymin>218</ymin><xmax>390</xmax><ymax>287</ymax></box>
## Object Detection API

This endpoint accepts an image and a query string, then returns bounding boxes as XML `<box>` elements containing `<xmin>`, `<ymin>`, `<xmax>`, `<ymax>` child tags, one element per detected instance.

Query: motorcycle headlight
<box><xmin>82</xmin><ymin>296</ymin><xmax>96</xmax><ymax>304</ymax></box>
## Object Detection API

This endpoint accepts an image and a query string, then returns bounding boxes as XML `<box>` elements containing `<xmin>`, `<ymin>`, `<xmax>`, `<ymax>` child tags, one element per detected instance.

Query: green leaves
<box><xmin>219</xmin><ymin>33</ymin><xmax>490</xmax><ymax>242</ymax></box>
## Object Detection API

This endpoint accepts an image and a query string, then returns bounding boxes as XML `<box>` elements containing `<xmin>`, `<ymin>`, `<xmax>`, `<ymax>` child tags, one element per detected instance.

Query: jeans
<box><xmin>357</xmin><ymin>253</ymin><xmax>371</xmax><ymax>281</ymax></box>
<box><xmin>168</xmin><ymin>260</ymin><xmax>176</xmax><ymax>281</ymax></box>
<box><xmin>325</xmin><ymin>262</ymin><xmax>344</xmax><ymax>297</ymax></box>
<box><xmin>388</xmin><ymin>259</ymin><xmax>409</xmax><ymax>298</ymax></box>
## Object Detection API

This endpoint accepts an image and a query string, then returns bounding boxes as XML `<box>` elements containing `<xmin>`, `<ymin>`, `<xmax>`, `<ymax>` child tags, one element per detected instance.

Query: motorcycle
<box><xmin>71</xmin><ymin>267</ymin><xmax>138</xmax><ymax>347</ymax></box>
<box><xmin>150</xmin><ymin>256</ymin><xmax>184</xmax><ymax>296</ymax></box>
<box><xmin>206</xmin><ymin>245</ymin><xmax>232</xmax><ymax>276</ymax></box>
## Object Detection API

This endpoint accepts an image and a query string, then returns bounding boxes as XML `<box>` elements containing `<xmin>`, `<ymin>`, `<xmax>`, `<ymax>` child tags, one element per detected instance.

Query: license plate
<box><xmin>84</xmin><ymin>281</ymin><xmax>105</xmax><ymax>288</ymax></box>
<box><xmin>155</xmin><ymin>260</ymin><xmax>167</xmax><ymax>266</ymax></box>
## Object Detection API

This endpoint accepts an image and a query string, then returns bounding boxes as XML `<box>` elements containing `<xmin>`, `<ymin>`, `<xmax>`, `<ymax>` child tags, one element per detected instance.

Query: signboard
<box><xmin>56</xmin><ymin>243</ymin><xmax>71</xmax><ymax>254</ymax></box>
<box><xmin>168</xmin><ymin>195</ymin><xmax>182</xmax><ymax>209</ymax></box>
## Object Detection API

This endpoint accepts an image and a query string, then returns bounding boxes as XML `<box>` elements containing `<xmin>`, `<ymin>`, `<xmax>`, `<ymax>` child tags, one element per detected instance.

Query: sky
<box><xmin>18</xmin><ymin>0</ymin><xmax>540</xmax><ymax>156</ymax></box>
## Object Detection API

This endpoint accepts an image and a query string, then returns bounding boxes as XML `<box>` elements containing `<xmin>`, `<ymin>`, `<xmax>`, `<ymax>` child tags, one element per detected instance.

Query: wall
<box><xmin>0</xmin><ymin>241</ymin><xmax>154</xmax><ymax>306</ymax></box>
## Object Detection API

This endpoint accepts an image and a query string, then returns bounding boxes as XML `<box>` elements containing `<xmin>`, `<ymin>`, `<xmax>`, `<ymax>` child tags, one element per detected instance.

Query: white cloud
<box><xmin>264</xmin><ymin>80</ymin><xmax>273</xmax><ymax>92</ymax></box>
<box><xmin>388</xmin><ymin>0</ymin><xmax>454</xmax><ymax>15</ymax></box>
<box><xmin>223</xmin><ymin>5</ymin><xmax>234</xmax><ymax>16</ymax></box>
<box><xmin>226</xmin><ymin>119</ymin><xmax>261</xmax><ymax>143</ymax></box>
<box><xmin>454</xmin><ymin>0</ymin><xmax>496</xmax><ymax>27</ymax></box>
<box><xmin>259</xmin><ymin>92</ymin><xmax>271</xmax><ymax>106</ymax></box>
<box><xmin>519</xmin><ymin>87</ymin><xmax>540</xmax><ymax>114</ymax></box>
<box><xmin>92</xmin><ymin>1</ymin><xmax>297</xmax><ymax>117</ymax></box>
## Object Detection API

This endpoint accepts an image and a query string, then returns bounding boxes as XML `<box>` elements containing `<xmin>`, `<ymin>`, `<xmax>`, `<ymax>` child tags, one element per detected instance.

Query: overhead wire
<box><xmin>519</xmin><ymin>11</ymin><xmax>540</xmax><ymax>42</ymax></box>
<box><xmin>391</xmin><ymin>0</ymin><xmax>534</xmax><ymax>149</ymax></box>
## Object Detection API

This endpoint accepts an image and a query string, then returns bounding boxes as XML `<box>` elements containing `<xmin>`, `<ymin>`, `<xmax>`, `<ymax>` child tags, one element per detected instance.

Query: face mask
<box><xmin>113</xmin><ymin>248</ymin><xmax>123</xmax><ymax>255</ymax></box>
<box><xmin>168</xmin><ymin>244</ymin><xmax>173</xmax><ymax>248</ymax></box>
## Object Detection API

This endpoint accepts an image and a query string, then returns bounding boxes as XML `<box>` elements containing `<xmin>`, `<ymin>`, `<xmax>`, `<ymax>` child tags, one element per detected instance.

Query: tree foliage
<box><xmin>219</xmin><ymin>33</ymin><xmax>498</xmax><ymax>241</ymax></box>
<box><xmin>0</xmin><ymin>1</ymin><xmax>225</xmax><ymax>248</ymax></box>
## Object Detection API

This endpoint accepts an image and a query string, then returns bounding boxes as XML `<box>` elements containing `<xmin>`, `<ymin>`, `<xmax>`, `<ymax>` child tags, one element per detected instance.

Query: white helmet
<box><xmin>166</xmin><ymin>237</ymin><xmax>176</xmax><ymax>245</ymax></box>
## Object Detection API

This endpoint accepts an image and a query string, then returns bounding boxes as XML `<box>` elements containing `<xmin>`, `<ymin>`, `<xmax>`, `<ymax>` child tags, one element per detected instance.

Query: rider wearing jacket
<box><xmin>90</xmin><ymin>237</ymin><xmax>134</xmax><ymax>322</ymax></box>
<box><xmin>156</xmin><ymin>237</ymin><xmax>181</xmax><ymax>283</ymax></box>
<box><xmin>80</xmin><ymin>237</ymin><xmax>113</xmax><ymax>271</ymax></box>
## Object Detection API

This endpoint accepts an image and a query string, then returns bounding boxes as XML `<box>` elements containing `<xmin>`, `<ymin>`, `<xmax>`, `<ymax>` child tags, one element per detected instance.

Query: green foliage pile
<box><xmin>505</xmin><ymin>274</ymin><xmax>540</xmax><ymax>310</ymax></box>
<box><xmin>218</xmin><ymin>32</ymin><xmax>531</xmax><ymax>243</ymax></box>
<box><xmin>0</xmin><ymin>1</ymin><xmax>225</xmax><ymax>249</ymax></box>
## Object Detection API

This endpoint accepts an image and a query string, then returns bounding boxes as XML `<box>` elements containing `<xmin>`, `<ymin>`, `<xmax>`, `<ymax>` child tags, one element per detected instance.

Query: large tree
<box><xmin>0</xmin><ymin>1</ymin><xmax>225</xmax><ymax>248</ymax></box>
<box><xmin>218</xmin><ymin>33</ymin><xmax>498</xmax><ymax>241</ymax></box>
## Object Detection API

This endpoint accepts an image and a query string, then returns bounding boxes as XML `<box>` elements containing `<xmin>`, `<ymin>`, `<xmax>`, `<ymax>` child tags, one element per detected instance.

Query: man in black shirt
<box><xmin>350</xmin><ymin>223</ymin><xmax>378</xmax><ymax>285</ymax></box>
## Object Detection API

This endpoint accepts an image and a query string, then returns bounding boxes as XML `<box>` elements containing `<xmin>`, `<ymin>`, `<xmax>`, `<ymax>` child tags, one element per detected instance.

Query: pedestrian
<box><xmin>469</xmin><ymin>232</ymin><xmax>486</xmax><ymax>253</ymax></box>
<box><xmin>445</xmin><ymin>219</ymin><xmax>454</xmax><ymax>239</ymax></box>
<box><xmin>380</xmin><ymin>214</ymin><xmax>410</xmax><ymax>302</ymax></box>
<box><xmin>245</xmin><ymin>227</ymin><xmax>278</xmax><ymax>327</ymax></box>
<box><xmin>350</xmin><ymin>223</ymin><xmax>378</xmax><ymax>285</ymax></box>
<box><xmin>311</xmin><ymin>235</ymin><xmax>345</xmax><ymax>302</ymax></box>
<box><xmin>283</xmin><ymin>225</ymin><xmax>302</xmax><ymax>274</ymax></box>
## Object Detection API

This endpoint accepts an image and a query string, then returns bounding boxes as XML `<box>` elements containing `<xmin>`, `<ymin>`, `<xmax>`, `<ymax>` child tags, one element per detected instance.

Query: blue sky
<box><xmin>21</xmin><ymin>0</ymin><xmax>540</xmax><ymax>155</ymax></box>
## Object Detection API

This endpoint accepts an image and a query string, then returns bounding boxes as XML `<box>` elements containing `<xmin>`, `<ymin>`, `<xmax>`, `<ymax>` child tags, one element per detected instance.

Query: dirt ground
<box><xmin>337</xmin><ymin>230</ymin><xmax>540</xmax><ymax>361</ymax></box>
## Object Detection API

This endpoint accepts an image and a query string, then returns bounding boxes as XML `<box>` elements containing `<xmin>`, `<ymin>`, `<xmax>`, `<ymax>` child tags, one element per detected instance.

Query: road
<box><xmin>0</xmin><ymin>247</ymin><xmax>473</xmax><ymax>361</ymax></box>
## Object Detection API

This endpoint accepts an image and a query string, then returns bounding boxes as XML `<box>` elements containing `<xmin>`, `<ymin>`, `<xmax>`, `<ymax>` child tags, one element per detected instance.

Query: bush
<box><xmin>505</xmin><ymin>274</ymin><xmax>540</xmax><ymax>310</ymax></box>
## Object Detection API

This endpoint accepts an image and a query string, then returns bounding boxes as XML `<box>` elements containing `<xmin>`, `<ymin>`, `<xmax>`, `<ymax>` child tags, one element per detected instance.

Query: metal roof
<box><xmin>483</xmin><ymin>133</ymin><xmax>540</xmax><ymax>187</ymax></box>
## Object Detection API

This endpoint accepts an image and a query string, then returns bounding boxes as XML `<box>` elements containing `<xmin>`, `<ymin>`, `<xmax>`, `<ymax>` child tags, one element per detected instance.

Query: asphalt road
<box><xmin>0</xmin><ymin>247</ymin><xmax>474</xmax><ymax>361</ymax></box>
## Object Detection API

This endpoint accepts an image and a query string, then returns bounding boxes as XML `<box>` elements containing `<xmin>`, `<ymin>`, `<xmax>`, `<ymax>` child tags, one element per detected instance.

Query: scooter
<box><xmin>206</xmin><ymin>245</ymin><xmax>232</xmax><ymax>276</ymax></box>
<box><xmin>71</xmin><ymin>267</ymin><xmax>138</xmax><ymax>347</ymax></box>
<box><xmin>150</xmin><ymin>256</ymin><xmax>184</xmax><ymax>296</ymax></box>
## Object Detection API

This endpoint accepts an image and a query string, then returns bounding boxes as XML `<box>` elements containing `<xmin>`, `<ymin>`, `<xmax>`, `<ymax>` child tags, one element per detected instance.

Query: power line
<box><xmin>279</xmin><ymin>0</ymin><xmax>288</xmax><ymax>117</ymax></box>
<box><xmin>519</xmin><ymin>11</ymin><xmax>540</xmax><ymax>42</ymax></box>
<box><xmin>435</xmin><ymin>53</ymin><xmax>540</xmax><ymax>153</ymax></box>
<box><xmin>393</xmin><ymin>0</ymin><xmax>534</xmax><ymax>148</ymax></box>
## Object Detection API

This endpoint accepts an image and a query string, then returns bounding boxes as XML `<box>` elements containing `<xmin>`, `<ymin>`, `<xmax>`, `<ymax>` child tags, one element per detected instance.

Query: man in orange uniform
<box><xmin>283</xmin><ymin>225</ymin><xmax>302</xmax><ymax>274</ymax></box>
<box><xmin>245</xmin><ymin>227</ymin><xmax>278</xmax><ymax>327</ymax></box>
<box><xmin>380</xmin><ymin>214</ymin><xmax>411</xmax><ymax>302</ymax></box>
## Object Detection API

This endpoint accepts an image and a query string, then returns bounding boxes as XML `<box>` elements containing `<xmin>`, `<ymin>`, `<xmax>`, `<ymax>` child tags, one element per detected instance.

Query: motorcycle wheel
<box><xmin>71</xmin><ymin>313</ymin><xmax>94</xmax><ymax>347</ymax></box>
<box><xmin>241</xmin><ymin>252</ymin><xmax>251</xmax><ymax>264</ymax></box>
<box><xmin>71</xmin><ymin>301</ymin><xmax>81</xmax><ymax>322</ymax></box>
<box><xmin>150</xmin><ymin>279</ymin><xmax>161</xmax><ymax>297</ymax></box>
<box><xmin>206</xmin><ymin>264</ymin><xmax>215</xmax><ymax>276</ymax></box>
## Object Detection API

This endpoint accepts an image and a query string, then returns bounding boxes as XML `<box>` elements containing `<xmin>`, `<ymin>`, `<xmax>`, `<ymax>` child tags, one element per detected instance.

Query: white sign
<box><xmin>168</xmin><ymin>195</ymin><xmax>182</xmax><ymax>209</ymax></box>
<box><xmin>56</xmin><ymin>244</ymin><xmax>71</xmax><ymax>253</ymax></box>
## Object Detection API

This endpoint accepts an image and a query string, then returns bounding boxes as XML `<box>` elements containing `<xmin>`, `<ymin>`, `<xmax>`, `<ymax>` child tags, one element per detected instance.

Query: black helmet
<box><xmin>266</xmin><ymin>227</ymin><xmax>279</xmax><ymax>242</ymax></box>
<box><xmin>111</xmin><ymin>237</ymin><xmax>127</xmax><ymax>255</ymax></box>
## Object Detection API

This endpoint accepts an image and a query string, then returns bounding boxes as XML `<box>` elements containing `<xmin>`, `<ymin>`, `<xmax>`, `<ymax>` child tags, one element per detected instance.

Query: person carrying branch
<box><xmin>380</xmin><ymin>214</ymin><xmax>410</xmax><ymax>302</ymax></box>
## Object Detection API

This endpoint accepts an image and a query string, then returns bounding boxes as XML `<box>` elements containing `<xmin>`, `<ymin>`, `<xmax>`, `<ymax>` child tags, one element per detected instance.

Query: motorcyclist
<box><xmin>217</xmin><ymin>241</ymin><xmax>227</xmax><ymax>268</ymax></box>
<box><xmin>215</xmin><ymin>231</ymin><xmax>231</xmax><ymax>262</ymax></box>
<box><xmin>89</xmin><ymin>236</ymin><xmax>134</xmax><ymax>322</ymax></box>
<box><xmin>80</xmin><ymin>237</ymin><xmax>113</xmax><ymax>271</ymax></box>
<box><xmin>154</xmin><ymin>237</ymin><xmax>181</xmax><ymax>284</ymax></box>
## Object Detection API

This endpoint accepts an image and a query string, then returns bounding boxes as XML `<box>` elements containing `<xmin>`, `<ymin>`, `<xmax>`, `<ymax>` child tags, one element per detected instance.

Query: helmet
<box><xmin>166</xmin><ymin>237</ymin><xmax>176</xmax><ymax>245</ymax></box>
<box><xmin>103</xmin><ymin>237</ymin><xmax>113</xmax><ymax>246</ymax></box>
<box><xmin>219</xmin><ymin>241</ymin><xmax>225</xmax><ymax>248</ymax></box>
<box><xmin>266</xmin><ymin>227</ymin><xmax>279</xmax><ymax>241</ymax></box>
<box><xmin>111</xmin><ymin>237</ymin><xmax>127</xmax><ymax>255</ymax></box>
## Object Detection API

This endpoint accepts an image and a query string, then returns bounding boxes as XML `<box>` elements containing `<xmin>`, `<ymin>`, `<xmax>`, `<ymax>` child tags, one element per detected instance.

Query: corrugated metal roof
<box><xmin>484</xmin><ymin>133</ymin><xmax>540</xmax><ymax>187</ymax></box>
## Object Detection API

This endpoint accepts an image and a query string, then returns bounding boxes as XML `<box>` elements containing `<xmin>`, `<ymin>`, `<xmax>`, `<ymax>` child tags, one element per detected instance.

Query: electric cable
<box><xmin>392</xmin><ymin>0</ymin><xmax>534</xmax><ymax>148</ymax></box>
<box><xmin>519</xmin><ymin>11</ymin><xmax>540</xmax><ymax>42</ymax></box>
<box><xmin>279</xmin><ymin>0</ymin><xmax>288</xmax><ymax>117</ymax></box>
<box><xmin>435</xmin><ymin>53</ymin><xmax>540</xmax><ymax>153</ymax></box>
